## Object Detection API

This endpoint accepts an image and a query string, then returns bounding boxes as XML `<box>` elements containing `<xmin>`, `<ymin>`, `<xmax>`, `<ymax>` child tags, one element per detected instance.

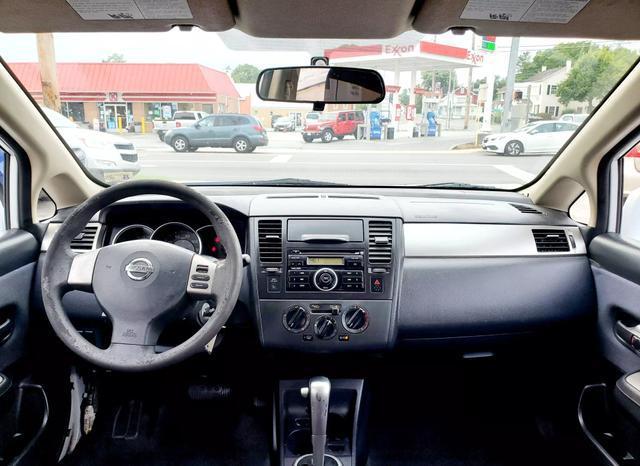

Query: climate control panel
<box><xmin>259</xmin><ymin>300</ymin><xmax>392</xmax><ymax>351</ymax></box>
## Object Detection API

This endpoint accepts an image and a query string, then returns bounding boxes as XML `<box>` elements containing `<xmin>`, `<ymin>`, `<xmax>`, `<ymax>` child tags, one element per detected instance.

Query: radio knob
<box><xmin>282</xmin><ymin>305</ymin><xmax>309</xmax><ymax>333</ymax></box>
<box><xmin>314</xmin><ymin>316</ymin><xmax>338</xmax><ymax>340</ymax></box>
<box><xmin>313</xmin><ymin>268</ymin><xmax>338</xmax><ymax>291</ymax></box>
<box><xmin>342</xmin><ymin>306</ymin><xmax>369</xmax><ymax>333</ymax></box>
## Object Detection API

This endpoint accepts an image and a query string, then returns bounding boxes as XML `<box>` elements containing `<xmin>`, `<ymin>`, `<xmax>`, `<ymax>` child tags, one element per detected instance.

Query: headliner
<box><xmin>1</xmin><ymin>0</ymin><xmax>639</xmax><ymax>40</ymax></box>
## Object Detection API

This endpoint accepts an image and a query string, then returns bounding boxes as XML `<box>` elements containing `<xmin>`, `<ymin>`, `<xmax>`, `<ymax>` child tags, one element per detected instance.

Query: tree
<box><xmin>557</xmin><ymin>47</ymin><xmax>638</xmax><ymax>111</ymax></box>
<box><xmin>516</xmin><ymin>41</ymin><xmax>593</xmax><ymax>81</ymax></box>
<box><xmin>231</xmin><ymin>64</ymin><xmax>260</xmax><ymax>83</ymax></box>
<box><xmin>103</xmin><ymin>53</ymin><xmax>125</xmax><ymax>63</ymax></box>
<box><xmin>399</xmin><ymin>89</ymin><xmax>410</xmax><ymax>106</ymax></box>
<box><xmin>420</xmin><ymin>70</ymin><xmax>457</xmax><ymax>94</ymax></box>
<box><xmin>472</xmin><ymin>76</ymin><xmax>505</xmax><ymax>100</ymax></box>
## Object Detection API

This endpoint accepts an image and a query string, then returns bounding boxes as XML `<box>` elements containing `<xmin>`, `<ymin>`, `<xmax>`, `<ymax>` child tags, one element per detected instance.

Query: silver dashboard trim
<box><xmin>404</xmin><ymin>223</ymin><xmax>587</xmax><ymax>257</ymax></box>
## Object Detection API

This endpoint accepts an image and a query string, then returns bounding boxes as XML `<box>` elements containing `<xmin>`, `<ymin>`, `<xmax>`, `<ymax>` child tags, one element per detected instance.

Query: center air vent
<box><xmin>258</xmin><ymin>219</ymin><xmax>283</xmax><ymax>263</ymax></box>
<box><xmin>532</xmin><ymin>229</ymin><xmax>570</xmax><ymax>252</ymax></box>
<box><xmin>70</xmin><ymin>224</ymin><xmax>99</xmax><ymax>250</ymax></box>
<box><xmin>368</xmin><ymin>220</ymin><xmax>393</xmax><ymax>264</ymax></box>
<box><xmin>511</xmin><ymin>203</ymin><xmax>543</xmax><ymax>214</ymax></box>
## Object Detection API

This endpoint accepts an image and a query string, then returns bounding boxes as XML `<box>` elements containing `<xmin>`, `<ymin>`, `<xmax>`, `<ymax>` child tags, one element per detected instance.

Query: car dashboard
<box><xmin>38</xmin><ymin>187</ymin><xmax>595</xmax><ymax>353</ymax></box>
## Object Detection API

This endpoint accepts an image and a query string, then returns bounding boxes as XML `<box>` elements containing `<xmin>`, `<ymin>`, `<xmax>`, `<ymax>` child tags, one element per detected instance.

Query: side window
<box><xmin>338</xmin><ymin>113</ymin><xmax>346</xmax><ymax>122</ymax></box>
<box><xmin>347</xmin><ymin>113</ymin><xmax>355</xmax><ymax>121</ymax></box>
<box><xmin>534</xmin><ymin>123</ymin><xmax>554</xmax><ymax>134</ymax></box>
<box><xmin>555</xmin><ymin>123</ymin><xmax>576</xmax><ymax>132</ymax></box>
<box><xmin>174</xmin><ymin>112</ymin><xmax>195</xmax><ymax>120</ymax></box>
<box><xmin>199</xmin><ymin>117</ymin><xmax>215</xmax><ymax>127</ymax></box>
<box><xmin>215</xmin><ymin>116</ymin><xmax>232</xmax><ymax>127</ymax></box>
<box><xmin>0</xmin><ymin>150</ymin><xmax>5</xmax><ymax>233</ymax></box>
<box><xmin>621</xmin><ymin>143</ymin><xmax>640</xmax><ymax>243</ymax></box>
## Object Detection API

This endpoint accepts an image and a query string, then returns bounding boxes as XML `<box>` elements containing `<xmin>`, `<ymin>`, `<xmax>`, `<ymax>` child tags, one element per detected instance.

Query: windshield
<box><xmin>1</xmin><ymin>30</ymin><xmax>638</xmax><ymax>188</ymax></box>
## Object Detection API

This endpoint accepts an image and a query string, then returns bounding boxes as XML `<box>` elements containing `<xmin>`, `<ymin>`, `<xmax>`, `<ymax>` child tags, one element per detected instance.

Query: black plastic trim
<box><xmin>589</xmin><ymin>234</ymin><xmax>640</xmax><ymax>287</ymax></box>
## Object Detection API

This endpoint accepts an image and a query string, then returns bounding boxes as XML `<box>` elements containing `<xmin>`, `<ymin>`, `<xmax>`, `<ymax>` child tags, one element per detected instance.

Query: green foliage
<box><xmin>231</xmin><ymin>64</ymin><xmax>260</xmax><ymax>83</ymax></box>
<box><xmin>420</xmin><ymin>70</ymin><xmax>457</xmax><ymax>93</ymax></box>
<box><xmin>516</xmin><ymin>41</ymin><xmax>593</xmax><ymax>81</ymax></box>
<box><xmin>103</xmin><ymin>53</ymin><xmax>125</xmax><ymax>63</ymax></box>
<box><xmin>557</xmin><ymin>46</ymin><xmax>638</xmax><ymax>110</ymax></box>
<box><xmin>399</xmin><ymin>89</ymin><xmax>410</xmax><ymax>106</ymax></box>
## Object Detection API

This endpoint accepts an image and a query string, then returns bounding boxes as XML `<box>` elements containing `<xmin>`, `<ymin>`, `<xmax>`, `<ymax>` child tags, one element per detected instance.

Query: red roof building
<box><xmin>8</xmin><ymin>62</ymin><xmax>240</xmax><ymax>130</ymax></box>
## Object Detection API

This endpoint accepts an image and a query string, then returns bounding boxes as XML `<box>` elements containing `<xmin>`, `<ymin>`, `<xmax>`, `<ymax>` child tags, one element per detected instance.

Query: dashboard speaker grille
<box><xmin>70</xmin><ymin>224</ymin><xmax>99</xmax><ymax>250</ymax></box>
<box><xmin>368</xmin><ymin>220</ymin><xmax>393</xmax><ymax>264</ymax></box>
<box><xmin>511</xmin><ymin>203</ymin><xmax>543</xmax><ymax>214</ymax></box>
<box><xmin>532</xmin><ymin>229</ymin><xmax>570</xmax><ymax>252</ymax></box>
<box><xmin>258</xmin><ymin>219</ymin><xmax>283</xmax><ymax>263</ymax></box>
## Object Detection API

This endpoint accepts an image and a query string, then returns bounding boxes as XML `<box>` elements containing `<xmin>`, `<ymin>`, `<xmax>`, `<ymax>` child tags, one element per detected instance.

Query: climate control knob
<box><xmin>282</xmin><ymin>305</ymin><xmax>310</xmax><ymax>333</ymax></box>
<box><xmin>314</xmin><ymin>316</ymin><xmax>338</xmax><ymax>340</ymax></box>
<box><xmin>342</xmin><ymin>306</ymin><xmax>369</xmax><ymax>333</ymax></box>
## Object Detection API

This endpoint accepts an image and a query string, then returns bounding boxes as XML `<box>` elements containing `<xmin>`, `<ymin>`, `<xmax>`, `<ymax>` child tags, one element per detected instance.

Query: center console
<box><xmin>251</xmin><ymin>217</ymin><xmax>400</xmax><ymax>351</ymax></box>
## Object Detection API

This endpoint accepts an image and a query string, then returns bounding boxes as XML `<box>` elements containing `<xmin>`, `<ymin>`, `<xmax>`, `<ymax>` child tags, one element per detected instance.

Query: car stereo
<box><xmin>287</xmin><ymin>249</ymin><xmax>365</xmax><ymax>292</ymax></box>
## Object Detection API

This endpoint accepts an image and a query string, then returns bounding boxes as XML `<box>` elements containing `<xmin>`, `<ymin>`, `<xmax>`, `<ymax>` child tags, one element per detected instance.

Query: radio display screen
<box><xmin>307</xmin><ymin>257</ymin><xmax>344</xmax><ymax>266</ymax></box>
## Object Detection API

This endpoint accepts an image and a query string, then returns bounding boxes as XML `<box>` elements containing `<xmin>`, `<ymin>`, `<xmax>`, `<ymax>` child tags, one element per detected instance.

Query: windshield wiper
<box><xmin>408</xmin><ymin>182</ymin><xmax>498</xmax><ymax>190</ymax></box>
<box><xmin>188</xmin><ymin>178</ymin><xmax>353</xmax><ymax>187</ymax></box>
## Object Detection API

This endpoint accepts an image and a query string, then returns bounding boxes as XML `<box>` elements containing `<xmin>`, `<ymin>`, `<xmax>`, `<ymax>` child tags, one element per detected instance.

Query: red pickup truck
<box><xmin>302</xmin><ymin>110</ymin><xmax>365</xmax><ymax>143</ymax></box>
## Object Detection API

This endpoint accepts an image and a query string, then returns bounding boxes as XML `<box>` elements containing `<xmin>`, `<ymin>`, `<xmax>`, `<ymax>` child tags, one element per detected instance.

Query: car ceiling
<box><xmin>1</xmin><ymin>0</ymin><xmax>639</xmax><ymax>39</ymax></box>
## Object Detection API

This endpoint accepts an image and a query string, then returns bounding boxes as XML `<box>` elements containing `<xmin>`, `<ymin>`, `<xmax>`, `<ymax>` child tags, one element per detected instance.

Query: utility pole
<box><xmin>500</xmin><ymin>37</ymin><xmax>520</xmax><ymax>132</ymax></box>
<box><xmin>36</xmin><ymin>33</ymin><xmax>61</xmax><ymax>112</ymax></box>
<box><xmin>464</xmin><ymin>33</ymin><xmax>476</xmax><ymax>130</ymax></box>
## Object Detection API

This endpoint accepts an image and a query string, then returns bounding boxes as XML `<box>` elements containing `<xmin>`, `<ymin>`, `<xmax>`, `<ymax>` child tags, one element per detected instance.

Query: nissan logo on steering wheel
<box><xmin>125</xmin><ymin>258</ymin><xmax>154</xmax><ymax>281</ymax></box>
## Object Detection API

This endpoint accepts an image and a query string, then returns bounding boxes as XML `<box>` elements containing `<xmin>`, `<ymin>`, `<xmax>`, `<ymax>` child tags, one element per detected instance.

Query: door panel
<box><xmin>0</xmin><ymin>229</ymin><xmax>38</xmax><ymax>371</ymax></box>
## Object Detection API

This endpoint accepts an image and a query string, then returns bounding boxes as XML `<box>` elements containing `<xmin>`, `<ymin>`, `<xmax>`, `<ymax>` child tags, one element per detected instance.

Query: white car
<box><xmin>560</xmin><ymin>113</ymin><xmax>589</xmax><ymax>124</ymax></box>
<box><xmin>42</xmin><ymin>107</ymin><xmax>140</xmax><ymax>183</ymax></box>
<box><xmin>482</xmin><ymin>120</ymin><xmax>579</xmax><ymax>156</ymax></box>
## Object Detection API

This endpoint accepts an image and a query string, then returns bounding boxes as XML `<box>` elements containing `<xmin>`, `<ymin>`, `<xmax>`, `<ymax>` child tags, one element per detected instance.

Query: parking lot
<box><xmin>122</xmin><ymin>130</ymin><xmax>553</xmax><ymax>188</ymax></box>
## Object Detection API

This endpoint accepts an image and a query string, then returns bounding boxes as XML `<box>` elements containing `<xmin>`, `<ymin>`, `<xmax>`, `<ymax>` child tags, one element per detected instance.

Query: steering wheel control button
<box><xmin>191</xmin><ymin>274</ymin><xmax>210</xmax><ymax>282</ymax></box>
<box><xmin>124</xmin><ymin>257</ymin><xmax>154</xmax><ymax>281</ymax></box>
<box><xmin>283</xmin><ymin>305</ymin><xmax>310</xmax><ymax>333</ymax></box>
<box><xmin>190</xmin><ymin>282</ymin><xmax>208</xmax><ymax>290</ymax></box>
<box><xmin>195</xmin><ymin>265</ymin><xmax>209</xmax><ymax>273</ymax></box>
<box><xmin>313</xmin><ymin>268</ymin><xmax>339</xmax><ymax>291</ymax></box>
<box><xmin>188</xmin><ymin>255</ymin><xmax>218</xmax><ymax>297</ymax></box>
<box><xmin>314</xmin><ymin>316</ymin><xmax>338</xmax><ymax>340</ymax></box>
<box><xmin>342</xmin><ymin>306</ymin><xmax>369</xmax><ymax>333</ymax></box>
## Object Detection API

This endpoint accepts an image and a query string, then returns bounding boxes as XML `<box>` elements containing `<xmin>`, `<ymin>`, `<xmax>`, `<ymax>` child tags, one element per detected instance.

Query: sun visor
<box><xmin>0</xmin><ymin>0</ymin><xmax>234</xmax><ymax>33</ymax></box>
<box><xmin>413</xmin><ymin>0</ymin><xmax>640</xmax><ymax>40</ymax></box>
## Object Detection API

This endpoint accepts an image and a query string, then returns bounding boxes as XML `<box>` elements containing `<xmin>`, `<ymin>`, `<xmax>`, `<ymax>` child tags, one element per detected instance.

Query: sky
<box><xmin>0</xmin><ymin>28</ymin><xmax>638</xmax><ymax>89</ymax></box>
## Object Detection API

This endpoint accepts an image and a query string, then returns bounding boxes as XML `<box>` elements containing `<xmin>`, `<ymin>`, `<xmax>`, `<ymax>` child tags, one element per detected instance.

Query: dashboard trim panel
<box><xmin>404</xmin><ymin>223</ymin><xmax>586</xmax><ymax>258</ymax></box>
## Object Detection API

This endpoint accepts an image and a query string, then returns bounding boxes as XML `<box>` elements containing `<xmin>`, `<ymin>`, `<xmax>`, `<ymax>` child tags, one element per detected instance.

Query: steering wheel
<box><xmin>41</xmin><ymin>180</ymin><xmax>243</xmax><ymax>372</ymax></box>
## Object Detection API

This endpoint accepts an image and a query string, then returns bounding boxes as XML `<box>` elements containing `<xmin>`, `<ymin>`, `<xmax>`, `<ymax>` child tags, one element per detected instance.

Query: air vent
<box><xmin>511</xmin><ymin>203</ymin><xmax>543</xmax><ymax>214</ymax></box>
<box><xmin>532</xmin><ymin>229</ymin><xmax>570</xmax><ymax>252</ymax></box>
<box><xmin>368</xmin><ymin>220</ymin><xmax>393</xmax><ymax>264</ymax></box>
<box><xmin>258</xmin><ymin>219</ymin><xmax>283</xmax><ymax>263</ymax></box>
<box><xmin>70</xmin><ymin>224</ymin><xmax>99</xmax><ymax>250</ymax></box>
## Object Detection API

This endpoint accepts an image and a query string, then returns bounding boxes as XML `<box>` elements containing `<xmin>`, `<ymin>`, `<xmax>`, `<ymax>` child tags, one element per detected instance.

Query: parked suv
<box><xmin>164</xmin><ymin>114</ymin><xmax>268</xmax><ymax>153</ymax></box>
<box><xmin>153</xmin><ymin>110</ymin><xmax>209</xmax><ymax>141</ymax></box>
<box><xmin>302</xmin><ymin>110</ymin><xmax>364</xmax><ymax>143</ymax></box>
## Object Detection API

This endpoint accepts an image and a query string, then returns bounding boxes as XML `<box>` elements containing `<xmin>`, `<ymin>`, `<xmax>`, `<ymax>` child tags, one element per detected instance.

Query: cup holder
<box><xmin>286</xmin><ymin>428</ymin><xmax>312</xmax><ymax>455</ymax></box>
<box><xmin>294</xmin><ymin>454</ymin><xmax>342</xmax><ymax>466</ymax></box>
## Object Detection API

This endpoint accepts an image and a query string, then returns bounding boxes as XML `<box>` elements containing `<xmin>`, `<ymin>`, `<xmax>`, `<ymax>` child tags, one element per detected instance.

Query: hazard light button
<box><xmin>371</xmin><ymin>276</ymin><xmax>383</xmax><ymax>293</ymax></box>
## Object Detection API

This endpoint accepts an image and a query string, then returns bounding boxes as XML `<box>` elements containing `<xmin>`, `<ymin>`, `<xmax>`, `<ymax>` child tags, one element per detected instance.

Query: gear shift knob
<box><xmin>301</xmin><ymin>376</ymin><xmax>331</xmax><ymax>466</ymax></box>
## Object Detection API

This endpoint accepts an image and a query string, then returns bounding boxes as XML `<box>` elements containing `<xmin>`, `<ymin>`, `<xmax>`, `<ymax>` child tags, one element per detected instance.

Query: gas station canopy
<box><xmin>324</xmin><ymin>41</ymin><xmax>484</xmax><ymax>72</ymax></box>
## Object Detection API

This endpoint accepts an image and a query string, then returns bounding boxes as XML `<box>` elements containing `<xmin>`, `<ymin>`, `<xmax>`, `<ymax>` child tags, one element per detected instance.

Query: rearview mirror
<box><xmin>256</xmin><ymin>66</ymin><xmax>385</xmax><ymax>104</ymax></box>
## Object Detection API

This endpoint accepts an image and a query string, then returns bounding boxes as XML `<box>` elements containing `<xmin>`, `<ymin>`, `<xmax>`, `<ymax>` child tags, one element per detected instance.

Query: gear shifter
<box><xmin>301</xmin><ymin>376</ymin><xmax>331</xmax><ymax>466</ymax></box>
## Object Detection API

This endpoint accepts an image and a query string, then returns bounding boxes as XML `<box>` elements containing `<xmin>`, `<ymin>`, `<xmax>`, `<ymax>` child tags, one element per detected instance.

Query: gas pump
<box><xmin>369</xmin><ymin>110</ymin><xmax>382</xmax><ymax>140</ymax></box>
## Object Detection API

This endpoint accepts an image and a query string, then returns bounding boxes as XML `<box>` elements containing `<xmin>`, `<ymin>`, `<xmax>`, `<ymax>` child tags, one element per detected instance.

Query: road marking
<box><xmin>493</xmin><ymin>164</ymin><xmax>535</xmax><ymax>182</ymax></box>
<box><xmin>270</xmin><ymin>154</ymin><xmax>293</xmax><ymax>163</ymax></box>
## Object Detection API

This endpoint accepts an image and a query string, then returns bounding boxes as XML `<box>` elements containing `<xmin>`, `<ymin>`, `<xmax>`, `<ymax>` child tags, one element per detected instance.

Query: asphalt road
<box><xmin>127</xmin><ymin>131</ymin><xmax>554</xmax><ymax>188</ymax></box>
